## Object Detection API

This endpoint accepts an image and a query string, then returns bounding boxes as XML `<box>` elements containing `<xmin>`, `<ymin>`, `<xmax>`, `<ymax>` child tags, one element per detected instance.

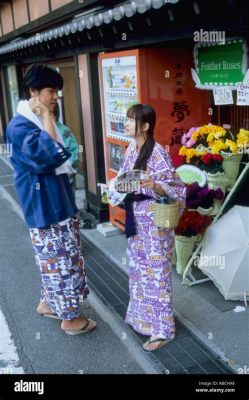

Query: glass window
<box><xmin>6</xmin><ymin>66</ymin><xmax>19</xmax><ymax>118</ymax></box>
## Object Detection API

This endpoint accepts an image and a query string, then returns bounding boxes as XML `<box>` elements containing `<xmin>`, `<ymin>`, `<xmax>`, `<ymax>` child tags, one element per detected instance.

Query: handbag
<box><xmin>154</xmin><ymin>198</ymin><xmax>180</xmax><ymax>229</ymax></box>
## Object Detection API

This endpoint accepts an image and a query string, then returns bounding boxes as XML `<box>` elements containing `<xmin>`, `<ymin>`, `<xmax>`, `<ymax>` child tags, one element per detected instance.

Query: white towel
<box><xmin>17</xmin><ymin>100</ymin><xmax>75</xmax><ymax>175</ymax></box>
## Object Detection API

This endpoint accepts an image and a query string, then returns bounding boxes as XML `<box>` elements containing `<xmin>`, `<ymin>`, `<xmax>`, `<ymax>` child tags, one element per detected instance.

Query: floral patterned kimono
<box><xmin>110</xmin><ymin>141</ymin><xmax>186</xmax><ymax>339</ymax></box>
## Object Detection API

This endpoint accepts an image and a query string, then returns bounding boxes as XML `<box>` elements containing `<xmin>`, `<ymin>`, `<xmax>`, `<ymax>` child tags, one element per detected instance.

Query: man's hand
<box><xmin>29</xmin><ymin>98</ymin><xmax>57</xmax><ymax>141</ymax></box>
<box><xmin>29</xmin><ymin>98</ymin><xmax>49</xmax><ymax>117</ymax></box>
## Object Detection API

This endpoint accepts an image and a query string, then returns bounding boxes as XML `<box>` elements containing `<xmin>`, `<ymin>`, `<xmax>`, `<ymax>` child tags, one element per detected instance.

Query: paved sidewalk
<box><xmin>80</xmin><ymin>226</ymin><xmax>249</xmax><ymax>373</ymax></box>
<box><xmin>1</xmin><ymin>155</ymin><xmax>248</xmax><ymax>374</ymax></box>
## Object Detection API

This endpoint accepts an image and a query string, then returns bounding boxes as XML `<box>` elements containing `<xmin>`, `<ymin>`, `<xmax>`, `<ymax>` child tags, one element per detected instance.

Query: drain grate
<box><xmin>81</xmin><ymin>235</ymin><xmax>234</xmax><ymax>375</ymax></box>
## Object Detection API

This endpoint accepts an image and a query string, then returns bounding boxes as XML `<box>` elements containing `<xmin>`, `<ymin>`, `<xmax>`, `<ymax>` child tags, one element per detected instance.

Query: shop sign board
<box><xmin>191</xmin><ymin>39</ymin><xmax>248</xmax><ymax>89</ymax></box>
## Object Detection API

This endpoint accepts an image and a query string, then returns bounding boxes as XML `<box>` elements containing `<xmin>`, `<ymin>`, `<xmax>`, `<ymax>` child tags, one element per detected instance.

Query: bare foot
<box><xmin>36</xmin><ymin>301</ymin><xmax>54</xmax><ymax>315</ymax></box>
<box><xmin>143</xmin><ymin>336</ymin><xmax>173</xmax><ymax>351</ymax></box>
<box><xmin>61</xmin><ymin>316</ymin><xmax>92</xmax><ymax>331</ymax></box>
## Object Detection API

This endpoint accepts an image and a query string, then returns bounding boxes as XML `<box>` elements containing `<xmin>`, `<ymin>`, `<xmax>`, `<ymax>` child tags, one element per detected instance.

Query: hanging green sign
<box><xmin>192</xmin><ymin>39</ymin><xmax>248</xmax><ymax>89</ymax></box>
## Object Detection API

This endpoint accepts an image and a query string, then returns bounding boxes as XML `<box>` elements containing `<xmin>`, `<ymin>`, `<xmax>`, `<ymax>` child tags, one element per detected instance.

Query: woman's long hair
<box><xmin>126</xmin><ymin>104</ymin><xmax>156</xmax><ymax>170</ymax></box>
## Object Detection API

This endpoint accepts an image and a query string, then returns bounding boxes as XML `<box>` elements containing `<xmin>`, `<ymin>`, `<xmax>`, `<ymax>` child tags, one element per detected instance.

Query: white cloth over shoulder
<box><xmin>17</xmin><ymin>100</ymin><xmax>75</xmax><ymax>175</ymax></box>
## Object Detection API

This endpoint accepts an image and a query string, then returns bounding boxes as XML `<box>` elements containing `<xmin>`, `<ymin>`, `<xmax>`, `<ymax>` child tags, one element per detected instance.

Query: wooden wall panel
<box><xmin>28</xmin><ymin>0</ymin><xmax>49</xmax><ymax>21</ymax></box>
<box><xmin>51</xmin><ymin>0</ymin><xmax>73</xmax><ymax>11</ymax></box>
<box><xmin>13</xmin><ymin>0</ymin><xmax>29</xmax><ymax>29</ymax></box>
<box><xmin>1</xmin><ymin>4</ymin><xmax>14</xmax><ymax>35</ymax></box>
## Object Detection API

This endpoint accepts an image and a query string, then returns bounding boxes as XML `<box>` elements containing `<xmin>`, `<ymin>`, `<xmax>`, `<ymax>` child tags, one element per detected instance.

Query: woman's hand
<box><xmin>29</xmin><ymin>98</ymin><xmax>49</xmax><ymax>117</ymax></box>
<box><xmin>140</xmin><ymin>179</ymin><xmax>166</xmax><ymax>196</ymax></box>
<box><xmin>140</xmin><ymin>178</ymin><xmax>156</xmax><ymax>191</ymax></box>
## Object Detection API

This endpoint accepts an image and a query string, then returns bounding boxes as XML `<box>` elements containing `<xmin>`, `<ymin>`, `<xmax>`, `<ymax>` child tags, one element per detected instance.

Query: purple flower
<box><xmin>185</xmin><ymin>138</ymin><xmax>197</xmax><ymax>148</ymax></box>
<box><xmin>181</xmin><ymin>133</ymin><xmax>187</xmax><ymax>145</ymax></box>
<box><xmin>187</xmin><ymin>127</ymin><xmax>198</xmax><ymax>138</ymax></box>
<box><xmin>214</xmin><ymin>188</ymin><xmax>224</xmax><ymax>200</ymax></box>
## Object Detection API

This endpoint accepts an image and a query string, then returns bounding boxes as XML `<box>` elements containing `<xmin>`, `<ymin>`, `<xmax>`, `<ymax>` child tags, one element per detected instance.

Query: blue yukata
<box><xmin>109</xmin><ymin>141</ymin><xmax>186</xmax><ymax>339</ymax></box>
<box><xmin>6</xmin><ymin>111</ymin><xmax>89</xmax><ymax>319</ymax></box>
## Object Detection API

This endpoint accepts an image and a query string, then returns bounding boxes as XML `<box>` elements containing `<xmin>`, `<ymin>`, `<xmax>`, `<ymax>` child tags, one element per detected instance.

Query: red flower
<box><xmin>175</xmin><ymin>209</ymin><xmax>212</xmax><ymax>237</ymax></box>
<box><xmin>201</xmin><ymin>153</ymin><xmax>213</xmax><ymax>164</ymax></box>
<box><xmin>172</xmin><ymin>154</ymin><xmax>186</xmax><ymax>168</ymax></box>
<box><xmin>213</xmin><ymin>154</ymin><xmax>223</xmax><ymax>162</ymax></box>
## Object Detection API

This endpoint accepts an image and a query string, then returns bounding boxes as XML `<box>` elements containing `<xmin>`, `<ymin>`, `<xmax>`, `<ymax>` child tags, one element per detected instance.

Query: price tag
<box><xmin>213</xmin><ymin>88</ymin><xmax>233</xmax><ymax>105</ymax></box>
<box><xmin>236</xmin><ymin>82</ymin><xmax>249</xmax><ymax>105</ymax></box>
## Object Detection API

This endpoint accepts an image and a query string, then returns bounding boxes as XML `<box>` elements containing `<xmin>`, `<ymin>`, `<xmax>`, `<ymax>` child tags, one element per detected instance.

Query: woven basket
<box><xmin>154</xmin><ymin>202</ymin><xmax>180</xmax><ymax>229</ymax></box>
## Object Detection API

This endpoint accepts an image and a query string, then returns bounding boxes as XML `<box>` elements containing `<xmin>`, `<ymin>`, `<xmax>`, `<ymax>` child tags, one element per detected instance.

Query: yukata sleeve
<box><xmin>140</xmin><ymin>145</ymin><xmax>186</xmax><ymax>215</ymax></box>
<box><xmin>8</xmin><ymin>119</ymin><xmax>71</xmax><ymax>174</ymax></box>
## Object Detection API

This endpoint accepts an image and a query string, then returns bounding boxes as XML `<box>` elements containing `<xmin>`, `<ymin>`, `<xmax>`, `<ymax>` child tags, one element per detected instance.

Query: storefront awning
<box><xmin>0</xmin><ymin>0</ymin><xmax>180</xmax><ymax>56</ymax></box>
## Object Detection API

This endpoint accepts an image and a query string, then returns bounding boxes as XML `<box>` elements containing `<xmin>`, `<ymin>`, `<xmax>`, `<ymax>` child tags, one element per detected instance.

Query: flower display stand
<box><xmin>175</xmin><ymin>235</ymin><xmax>198</xmax><ymax>275</ymax></box>
<box><xmin>221</xmin><ymin>152</ymin><xmax>243</xmax><ymax>189</ymax></box>
<box><xmin>182</xmin><ymin>162</ymin><xmax>249</xmax><ymax>286</ymax></box>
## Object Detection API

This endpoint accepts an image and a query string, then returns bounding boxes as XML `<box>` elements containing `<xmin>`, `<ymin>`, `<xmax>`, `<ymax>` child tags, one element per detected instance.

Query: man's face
<box><xmin>30</xmin><ymin>87</ymin><xmax>58</xmax><ymax>112</ymax></box>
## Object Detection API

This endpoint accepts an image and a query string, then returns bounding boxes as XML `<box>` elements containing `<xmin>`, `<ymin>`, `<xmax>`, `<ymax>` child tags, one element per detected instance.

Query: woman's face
<box><xmin>30</xmin><ymin>87</ymin><xmax>58</xmax><ymax>112</ymax></box>
<box><xmin>124</xmin><ymin>116</ymin><xmax>136</xmax><ymax>137</ymax></box>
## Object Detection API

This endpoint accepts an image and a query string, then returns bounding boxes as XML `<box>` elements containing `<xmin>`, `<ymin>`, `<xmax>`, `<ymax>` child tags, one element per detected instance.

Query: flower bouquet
<box><xmin>176</xmin><ymin>124</ymin><xmax>247</xmax><ymax>188</ymax></box>
<box><xmin>186</xmin><ymin>182</ymin><xmax>224</xmax><ymax>215</ymax></box>
<box><xmin>197</xmin><ymin>153</ymin><xmax>230</xmax><ymax>193</ymax></box>
<box><xmin>237</xmin><ymin>128</ymin><xmax>249</xmax><ymax>154</ymax></box>
<box><xmin>174</xmin><ymin>209</ymin><xmax>212</xmax><ymax>275</ymax></box>
<box><xmin>175</xmin><ymin>209</ymin><xmax>213</xmax><ymax>237</ymax></box>
<box><xmin>178</xmin><ymin>124</ymin><xmax>246</xmax><ymax>157</ymax></box>
<box><xmin>198</xmin><ymin>153</ymin><xmax>223</xmax><ymax>174</ymax></box>
<box><xmin>179</xmin><ymin>124</ymin><xmax>227</xmax><ymax>164</ymax></box>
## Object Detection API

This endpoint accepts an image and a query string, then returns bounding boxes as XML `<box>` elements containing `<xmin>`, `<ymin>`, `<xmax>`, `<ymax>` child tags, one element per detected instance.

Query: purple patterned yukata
<box><xmin>30</xmin><ymin>216</ymin><xmax>89</xmax><ymax>320</ymax></box>
<box><xmin>110</xmin><ymin>141</ymin><xmax>186</xmax><ymax>339</ymax></box>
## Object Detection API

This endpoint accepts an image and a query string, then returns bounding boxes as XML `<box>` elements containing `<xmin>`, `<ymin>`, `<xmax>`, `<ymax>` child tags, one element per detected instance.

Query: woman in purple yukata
<box><xmin>6</xmin><ymin>64</ymin><xmax>96</xmax><ymax>335</ymax></box>
<box><xmin>109</xmin><ymin>104</ymin><xmax>186</xmax><ymax>351</ymax></box>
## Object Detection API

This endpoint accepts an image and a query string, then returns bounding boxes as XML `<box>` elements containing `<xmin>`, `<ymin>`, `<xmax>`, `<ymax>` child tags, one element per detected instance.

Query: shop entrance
<box><xmin>50</xmin><ymin>60</ymin><xmax>84</xmax><ymax>173</ymax></box>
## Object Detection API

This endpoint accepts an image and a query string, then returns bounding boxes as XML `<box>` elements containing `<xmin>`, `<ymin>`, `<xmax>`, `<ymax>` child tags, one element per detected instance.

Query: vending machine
<box><xmin>99</xmin><ymin>48</ymin><xmax>211</xmax><ymax>230</ymax></box>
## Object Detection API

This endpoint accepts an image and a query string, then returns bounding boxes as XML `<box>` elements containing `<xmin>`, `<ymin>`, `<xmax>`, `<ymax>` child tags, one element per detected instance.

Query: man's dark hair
<box><xmin>22</xmin><ymin>64</ymin><xmax>63</xmax><ymax>99</ymax></box>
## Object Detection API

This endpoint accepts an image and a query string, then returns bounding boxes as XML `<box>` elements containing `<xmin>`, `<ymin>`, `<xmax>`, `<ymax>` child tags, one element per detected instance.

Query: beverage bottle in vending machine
<box><xmin>107</xmin><ymin>67</ymin><xmax>113</xmax><ymax>88</ymax></box>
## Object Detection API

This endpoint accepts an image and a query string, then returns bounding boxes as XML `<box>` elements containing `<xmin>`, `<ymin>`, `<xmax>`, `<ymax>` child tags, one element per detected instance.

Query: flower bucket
<box><xmin>172</xmin><ymin>245</ymin><xmax>177</xmax><ymax>265</ymax></box>
<box><xmin>221</xmin><ymin>152</ymin><xmax>242</xmax><ymax>189</ymax></box>
<box><xmin>154</xmin><ymin>202</ymin><xmax>180</xmax><ymax>229</ymax></box>
<box><xmin>209</xmin><ymin>199</ymin><xmax>222</xmax><ymax>216</ymax></box>
<box><xmin>174</xmin><ymin>235</ymin><xmax>198</xmax><ymax>275</ymax></box>
<box><xmin>196</xmin><ymin>206</ymin><xmax>214</xmax><ymax>216</ymax></box>
<box><xmin>206</xmin><ymin>171</ymin><xmax>230</xmax><ymax>193</ymax></box>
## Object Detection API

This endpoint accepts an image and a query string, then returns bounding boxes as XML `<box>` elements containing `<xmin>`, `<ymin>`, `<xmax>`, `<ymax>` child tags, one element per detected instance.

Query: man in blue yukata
<box><xmin>6</xmin><ymin>64</ymin><xmax>96</xmax><ymax>335</ymax></box>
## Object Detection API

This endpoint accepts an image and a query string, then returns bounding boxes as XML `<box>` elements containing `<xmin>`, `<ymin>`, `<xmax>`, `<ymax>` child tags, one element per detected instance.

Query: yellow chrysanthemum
<box><xmin>236</xmin><ymin>129</ymin><xmax>249</xmax><ymax>146</ymax></box>
<box><xmin>179</xmin><ymin>146</ymin><xmax>187</xmax><ymax>156</ymax></box>
<box><xmin>185</xmin><ymin>148</ymin><xmax>197</xmax><ymax>163</ymax></box>
<box><xmin>209</xmin><ymin>139</ymin><xmax>228</xmax><ymax>154</ymax></box>
<box><xmin>225</xmin><ymin>139</ymin><xmax>238</xmax><ymax>153</ymax></box>
<box><xmin>238</xmin><ymin>128</ymin><xmax>249</xmax><ymax>136</ymax></box>
<box><xmin>207</xmin><ymin>133</ymin><xmax>214</xmax><ymax>142</ymax></box>
<box><xmin>192</xmin><ymin>124</ymin><xmax>226</xmax><ymax>142</ymax></box>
